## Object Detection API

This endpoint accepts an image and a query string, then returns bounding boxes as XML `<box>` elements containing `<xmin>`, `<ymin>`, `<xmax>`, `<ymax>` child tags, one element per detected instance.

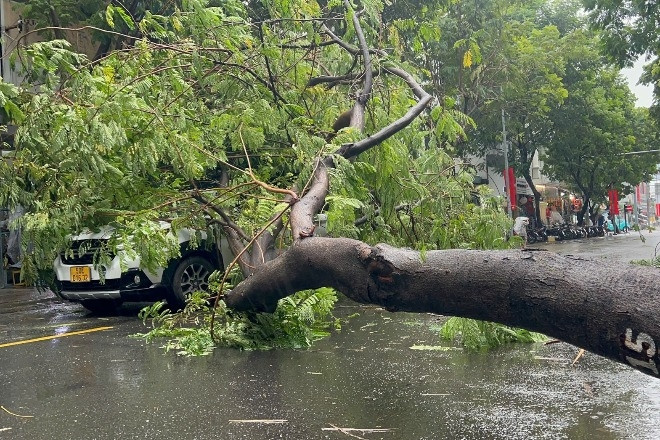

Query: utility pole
<box><xmin>502</xmin><ymin>109</ymin><xmax>511</xmax><ymax>218</ymax></box>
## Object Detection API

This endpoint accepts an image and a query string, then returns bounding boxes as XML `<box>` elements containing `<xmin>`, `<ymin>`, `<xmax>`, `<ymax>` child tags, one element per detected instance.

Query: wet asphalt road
<box><xmin>1</xmin><ymin>232</ymin><xmax>660</xmax><ymax>439</ymax></box>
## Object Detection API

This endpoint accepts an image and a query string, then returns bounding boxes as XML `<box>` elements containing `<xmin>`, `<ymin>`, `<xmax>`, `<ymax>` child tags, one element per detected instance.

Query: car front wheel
<box><xmin>165</xmin><ymin>256</ymin><xmax>215</xmax><ymax>310</ymax></box>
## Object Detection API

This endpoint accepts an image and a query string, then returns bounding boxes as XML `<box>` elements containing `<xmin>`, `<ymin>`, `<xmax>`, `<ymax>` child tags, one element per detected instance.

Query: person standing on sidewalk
<box><xmin>513</xmin><ymin>216</ymin><xmax>530</xmax><ymax>249</ymax></box>
<box><xmin>549</xmin><ymin>205</ymin><xmax>564</xmax><ymax>225</ymax></box>
<box><xmin>609</xmin><ymin>211</ymin><xmax>619</xmax><ymax>235</ymax></box>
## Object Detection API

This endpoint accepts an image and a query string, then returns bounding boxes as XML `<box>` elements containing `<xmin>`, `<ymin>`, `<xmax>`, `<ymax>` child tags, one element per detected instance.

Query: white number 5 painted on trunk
<box><xmin>624</xmin><ymin>328</ymin><xmax>658</xmax><ymax>375</ymax></box>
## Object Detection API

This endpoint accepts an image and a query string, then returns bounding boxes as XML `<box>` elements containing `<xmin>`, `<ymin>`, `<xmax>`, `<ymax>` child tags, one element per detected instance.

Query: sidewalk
<box><xmin>534</xmin><ymin>229</ymin><xmax>660</xmax><ymax>263</ymax></box>
<box><xmin>0</xmin><ymin>270</ymin><xmax>33</xmax><ymax>293</ymax></box>
<box><xmin>1</xmin><ymin>285</ymin><xmax>36</xmax><ymax>295</ymax></box>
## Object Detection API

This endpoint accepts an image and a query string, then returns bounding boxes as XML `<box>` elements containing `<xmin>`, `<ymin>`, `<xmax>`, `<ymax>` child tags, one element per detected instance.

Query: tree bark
<box><xmin>522</xmin><ymin>169</ymin><xmax>542</xmax><ymax>226</ymax></box>
<box><xmin>578</xmin><ymin>195</ymin><xmax>591</xmax><ymax>225</ymax></box>
<box><xmin>225</xmin><ymin>237</ymin><xmax>660</xmax><ymax>379</ymax></box>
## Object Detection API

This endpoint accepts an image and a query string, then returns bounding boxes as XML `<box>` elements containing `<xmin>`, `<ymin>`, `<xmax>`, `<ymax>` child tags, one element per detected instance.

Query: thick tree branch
<box><xmin>320</xmin><ymin>24</ymin><xmax>387</xmax><ymax>57</ymax></box>
<box><xmin>225</xmin><ymin>237</ymin><xmax>660</xmax><ymax>379</ymax></box>
<box><xmin>290</xmin><ymin>158</ymin><xmax>330</xmax><ymax>240</ymax></box>
<box><xmin>190</xmin><ymin>191</ymin><xmax>254</xmax><ymax>274</ymax></box>
<box><xmin>345</xmin><ymin>0</ymin><xmax>372</xmax><ymax>131</ymax></box>
<box><xmin>290</xmin><ymin>64</ymin><xmax>433</xmax><ymax>239</ymax></box>
<box><xmin>290</xmin><ymin>17</ymin><xmax>431</xmax><ymax>239</ymax></box>
<box><xmin>321</xmin><ymin>24</ymin><xmax>359</xmax><ymax>55</ymax></box>
<box><xmin>307</xmin><ymin>70</ymin><xmax>380</xmax><ymax>88</ymax></box>
<box><xmin>337</xmin><ymin>65</ymin><xmax>432</xmax><ymax>159</ymax></box>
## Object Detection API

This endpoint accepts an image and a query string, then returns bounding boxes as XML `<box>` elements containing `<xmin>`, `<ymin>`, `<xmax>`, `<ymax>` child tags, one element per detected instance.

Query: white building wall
<box><xmin>1</xmin><ymin>1</ymin><xmax>98</xmax><ymax>86</ymax></box>
<box><xmin>1</xmin><ymin>1</ymin><xmax>36</xmax><ymax>85</ymax></box>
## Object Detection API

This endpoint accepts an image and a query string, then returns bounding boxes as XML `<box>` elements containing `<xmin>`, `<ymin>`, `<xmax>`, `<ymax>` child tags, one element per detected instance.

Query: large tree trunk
<box><xmin>522</xmin><ymin>170</ymin><xmax>542</xmax><ymax>226</ymax></box>
<box><xmin>225</xmin><ymin>237</ymin><xmax>660</xmax><ymax>379</ymax></box>
<box><xmin>578</xmin><ymin>195</ymin><xmax>591</xmax><ymax>225</ymax></box>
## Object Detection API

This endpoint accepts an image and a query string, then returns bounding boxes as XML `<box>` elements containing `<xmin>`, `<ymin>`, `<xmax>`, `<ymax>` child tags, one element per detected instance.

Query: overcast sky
<box><xmin>621</xmin><ymin>57</ymin><xmax>654</xmax><ymax>108</ymax></box>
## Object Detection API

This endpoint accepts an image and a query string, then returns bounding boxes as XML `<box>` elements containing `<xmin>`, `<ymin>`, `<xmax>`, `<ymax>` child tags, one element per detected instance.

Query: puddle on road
<box><xmin>198</xmin><ymin>302</ymin><xmax>660</xmax><ymax>439</ymax></box>
<box><xmin>3</xmin><ymin>287</ymin><xmax>659</xmax><ymax>439</ymax></box>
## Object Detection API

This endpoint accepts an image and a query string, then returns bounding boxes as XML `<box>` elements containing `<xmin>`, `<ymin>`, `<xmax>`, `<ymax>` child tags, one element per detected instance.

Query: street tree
<box><xmin>385</xmin><ymin>0</ymin><xmax>578</xmax><ymax>226</ymax></box>
<box><xmin>583</xmin><ymin>0</ymin><xmax>659</xmax><ymax>119</ymax></box>
<box><xmin>1</xmin><ymin>0</ymin><xmax>660</xmax><ymax>379</ymax></box>
<box><xmin>465</xmin><ymin>22</ymin><xmax>569</xmax><ymax>225</ymax></box>
<box><xmin>540</xmin><ymin>30</ymin><xmax>658</xmax><ymax>223</ymax></box>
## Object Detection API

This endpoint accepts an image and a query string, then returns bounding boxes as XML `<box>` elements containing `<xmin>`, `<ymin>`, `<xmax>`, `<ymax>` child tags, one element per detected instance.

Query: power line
<box><xmin>618</xmin><ymin>149</ymin><xmax>660</xmax><ymax>156</ymax></box>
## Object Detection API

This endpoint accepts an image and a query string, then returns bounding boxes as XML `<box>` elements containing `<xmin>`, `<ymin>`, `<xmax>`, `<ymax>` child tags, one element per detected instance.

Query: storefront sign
<box><xmin>516</xmin><ymin>178</ymin><xmax>533</xmax><ymax>195</ymax></box>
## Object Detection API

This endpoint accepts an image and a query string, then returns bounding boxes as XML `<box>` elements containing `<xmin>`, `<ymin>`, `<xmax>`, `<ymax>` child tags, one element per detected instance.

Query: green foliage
<box><xmin>541</xmin><ymin>51</ymin><xmax>659</xmax><ymax>206</ymax></box>
<box><xmin>0</xmin><ymin>81</ymin><xmax>25</xmax><ymax>123</ymax></box>
<box><xmin>105</xmin><ymin>3</ymin><xmax>136</xmax><ymax>30</ymax></box>
<box><xmin>215</xmin><ymin>288</ymin><xmax>340</xmax><ymax>350</ymax></box>
<box><xmin>136</xmin><ymin>288</ymin><xmax>340</xmax><ymax>354</ymax></box>
<box><xmin>583</xmin><ymin>0</ymin><xmax>659</xmax><ymax>116</ymax></box>
<box><xmin>440</xmin><ymin>316</ymin><xmax>547</xmax><ymax>350</ymax></box>
<box><xmin>631</xmin><ymin>256</ymin><xmax>660</xmax><ymax>268</ymax></box>
<box><xmin>19</xmin><ymin>0</ymin><xmax>107</xmax><ymax>30</ymax></box>
<box><xmin>135</xmin><ymin>292</ymin><xmax>217</xmax><ymax>356</ymax></box>
<box><xmin>2</xmin><ymin>0</ymin><xmax>556</xmax><ymax>354</ymax></box>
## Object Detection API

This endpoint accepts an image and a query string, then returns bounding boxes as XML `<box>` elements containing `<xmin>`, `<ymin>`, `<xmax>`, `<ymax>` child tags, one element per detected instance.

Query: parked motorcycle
<box><xmin>545</xmin><ymin>223</ymin><xmax>566</xmax><ymax>240</ymax></box>
<box><xmin>527</xmin><ymin>226</ymin><xmax>548</xmax><ymax>244</ymax></box>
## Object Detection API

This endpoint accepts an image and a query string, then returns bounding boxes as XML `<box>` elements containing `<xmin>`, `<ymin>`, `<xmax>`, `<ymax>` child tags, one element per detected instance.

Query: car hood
<box><xmin>69</xmin><ymin>221</ymin><xmax>173</xmax><ymax>241</ymax></box>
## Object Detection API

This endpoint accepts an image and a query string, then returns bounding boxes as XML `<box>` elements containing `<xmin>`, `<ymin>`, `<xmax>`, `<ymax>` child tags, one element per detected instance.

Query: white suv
<box><xmin>53</xmin><ymin>227</ymin><xmax>231</xmax><ymax>313</ymax></box>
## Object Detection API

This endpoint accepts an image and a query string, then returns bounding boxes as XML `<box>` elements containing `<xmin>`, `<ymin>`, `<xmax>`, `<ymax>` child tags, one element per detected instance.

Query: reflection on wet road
<box><xmin>1</xmin><ymin>232</ymin><xmax>659</xmax><ymax>439</ymax></box>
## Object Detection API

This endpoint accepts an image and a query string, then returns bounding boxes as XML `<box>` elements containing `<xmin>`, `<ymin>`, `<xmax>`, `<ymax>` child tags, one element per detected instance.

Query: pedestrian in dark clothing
<box><xmin>609</xmin><ymin>211</ymin><xmax>619</xmax><ymax>235</ymax></box>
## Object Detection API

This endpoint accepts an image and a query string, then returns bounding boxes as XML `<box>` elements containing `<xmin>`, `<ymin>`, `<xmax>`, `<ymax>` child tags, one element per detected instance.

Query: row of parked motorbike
<box><xmin>526</xmin><ymin>223</ymin><xmax>609</xmax><ymax>244</ymax></box>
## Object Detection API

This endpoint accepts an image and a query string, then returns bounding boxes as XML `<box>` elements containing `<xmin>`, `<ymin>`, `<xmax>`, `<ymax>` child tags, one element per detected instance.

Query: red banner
<box><xmin>656</xmin><ymin>203</ymin><xmax>660</xmax><ymax>218</ymax></box>
<box><xmin>505</xmin><ymin>167</ymin><xmax>517</xmax><ymax>210</ymax></box>
<box><xmin>608</xmin><ymin>189</ymin><xmax>619</xmax><ymax>215</ymax></box>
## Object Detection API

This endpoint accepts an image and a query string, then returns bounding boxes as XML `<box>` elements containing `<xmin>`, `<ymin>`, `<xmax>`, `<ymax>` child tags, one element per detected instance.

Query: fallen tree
<box><xmin>4</xmin><ymin>1</ymin><xmax>659</xmax><ymax>379</ymax></box>
<box><xmin>225</xmin><ymin>237</ymin><xmax>660</xmax><ymax>378</ymax></box>
<box><xmin>220</xmin><ymin>2</ymin><xmax>659</xmax><ymax>379</ymax></box>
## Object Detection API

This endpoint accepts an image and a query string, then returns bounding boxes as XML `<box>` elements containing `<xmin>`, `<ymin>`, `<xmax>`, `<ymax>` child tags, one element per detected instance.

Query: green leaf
<box><xmin>114</xmin><ymin>5</ymin><xmax>136</xmax><ymax>30</ymax></box>
<box><xmin>105</xmin><ymin>4</ymin><xmax>115</xmax><ymax>29</ymax></box>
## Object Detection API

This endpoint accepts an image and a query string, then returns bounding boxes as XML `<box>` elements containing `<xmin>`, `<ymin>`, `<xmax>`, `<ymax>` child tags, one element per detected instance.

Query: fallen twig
<box><xmin>1</xmin><ymin>406</ymin><xmax>34</xmax><ymax>418</ymax></box>
<box><xmin>322</xmin><ymin>425</ymin><xmax>395</xmax><ymax>439</ymax></box>
<box><xmin>572</xmin><ymin>348</ymin><xmax>586</xmax><ymax>366</ymax></box>
<box><xmin>326</xmin><ymin>424</ymin><xmax>366</xmax><ymax>439</ymax></box>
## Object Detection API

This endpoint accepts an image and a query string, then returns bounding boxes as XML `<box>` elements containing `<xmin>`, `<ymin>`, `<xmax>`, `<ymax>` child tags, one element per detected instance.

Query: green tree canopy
<box><xmin>583</xmin><ymin>0</ymin><xmax>660</xmax><ymax>118</ymax></box>
<box><xmin>1</xmin><ymin>0</ymin><xmax>510</xmax><ymax>282</ymax></box>
<box><xmin>541</xmin><ymin>30</ymin><xmax>659</xmax><ymax>221</ymax></box>
<box><xmin>464</xmin><ymin>20</ymin><xmax>570</xmax><ymax>225</ymax></box>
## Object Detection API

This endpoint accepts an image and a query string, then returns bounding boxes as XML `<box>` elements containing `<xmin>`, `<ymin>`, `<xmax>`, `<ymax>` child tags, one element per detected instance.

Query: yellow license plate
<box><xmin>70</xmin><ymin>266</ymin><xmax>91</xmax><ymax>283</ymax></box>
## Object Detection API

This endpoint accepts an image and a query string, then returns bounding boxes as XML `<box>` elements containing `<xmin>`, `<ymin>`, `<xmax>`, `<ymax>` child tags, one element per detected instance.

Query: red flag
<box><xmin>656</xmin><ymin>203</ymin><xmax>660</xmax><ymax>218</ymax></box>
<box><xmin>608</xmin><ymin>189</ymin><xmax>619</xmax><ymax>215</ymax></box>
<box><xmin>505</xmin><ymin>167</ymin><xmax>517</xmax><ymax>210</ymax></box>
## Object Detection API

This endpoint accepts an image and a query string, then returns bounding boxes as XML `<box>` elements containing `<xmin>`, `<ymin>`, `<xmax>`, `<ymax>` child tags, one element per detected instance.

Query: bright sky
<box><xmin>621</xmin><ymin>57</ymin><xmax>654</xmax><ymax>108</ymax></box>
